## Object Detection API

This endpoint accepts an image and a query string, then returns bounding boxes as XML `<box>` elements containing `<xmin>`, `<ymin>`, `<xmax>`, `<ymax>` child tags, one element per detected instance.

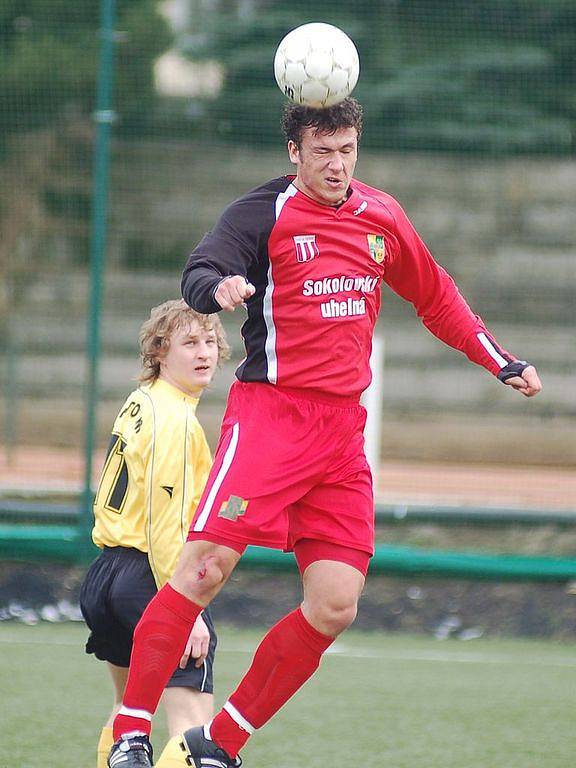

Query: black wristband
<box><xmin>497</xmin><ymin>360</ymin><xmax>531</xmax><ymax>383</ymax></box>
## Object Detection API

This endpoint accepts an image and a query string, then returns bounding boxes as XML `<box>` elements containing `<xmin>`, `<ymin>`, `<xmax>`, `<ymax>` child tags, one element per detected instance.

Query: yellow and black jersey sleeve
<box><xmin>92</xmin><ymin>379</ymin><xmax>212</xmax><ymax>588</ymax></box>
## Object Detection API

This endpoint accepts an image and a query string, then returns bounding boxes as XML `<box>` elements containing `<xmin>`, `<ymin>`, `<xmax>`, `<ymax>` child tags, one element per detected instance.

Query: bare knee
<box><xmin>301</xmin><ymin>560</ymin><xmax>364</xmax><ymax>637</ymax></box>
<box><xmin>171</xmin><ymin>542</ymin><xmax>239</xmax><ymax>604</ymax></box>
<box><xmin>172</xmin><ymin>555</ymin><xmax>226</xmax><ymax>602</ymax></box>
<box><xmin>305</xmin><ymin>596</ymin><xmax>358</xmax><ymax>637</ymax></box>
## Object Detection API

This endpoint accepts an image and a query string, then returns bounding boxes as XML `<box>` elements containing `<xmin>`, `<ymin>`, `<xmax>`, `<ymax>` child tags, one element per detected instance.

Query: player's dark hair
<box><xmin>281</xmin><ymin>97</ymin><xmax>363</xmax><ymax>147</ymax></box>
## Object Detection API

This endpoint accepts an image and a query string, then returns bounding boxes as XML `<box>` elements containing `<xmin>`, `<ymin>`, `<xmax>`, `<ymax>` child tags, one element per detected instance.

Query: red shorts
<box><xmin>188</xmin><ymin>381</ymin><xmax>374</xmax><ymax>558</ymax></box>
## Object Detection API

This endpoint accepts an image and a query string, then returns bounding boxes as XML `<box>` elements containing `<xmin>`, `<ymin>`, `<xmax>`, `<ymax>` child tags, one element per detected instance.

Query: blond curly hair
<box><xmin>139</xmin><ymin>299</ymin><xmax>230</xmax><ymax>385</ymax></box>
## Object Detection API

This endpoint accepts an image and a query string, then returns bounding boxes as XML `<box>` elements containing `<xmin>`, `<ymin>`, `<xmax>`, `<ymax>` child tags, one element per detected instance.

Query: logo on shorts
<box><xmin>161</xmin><ymin>485</ymin><xmax>174</xmax><ymax>498</ymax></box>
<box><xmin>293</xmin><ymin>235</ymin><xmax>319</xmax><ymax>262</ymax></box>
<box><xmin>367</xmin><ymin>234</ymin><xmax>386</xmax><ymax>264</ymax></box>
<box><xmin>218</xmin><ymin>495</ymin><xmax>248</xmax><ymax>521</ymax></box>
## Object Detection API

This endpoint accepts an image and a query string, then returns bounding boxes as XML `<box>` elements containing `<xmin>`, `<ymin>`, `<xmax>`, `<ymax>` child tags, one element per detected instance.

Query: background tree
<box><xmin>183</xmin><ymin>0</ymin><xmax>576</xmax><ymax>154</ymax></box>
<box><xmin>0</xmin><ymin>0</ymin><xmax>171</xmax><ymax>292</ymax></box>
<box><xmin>0</xmin><ymin>0</ymin><xmax>170</xmax><ymax>141</ymax></box>
<box><xmin>0</xmin><ymin>0</ymin><xmax>171</xmax><ymax>438</ymax></box>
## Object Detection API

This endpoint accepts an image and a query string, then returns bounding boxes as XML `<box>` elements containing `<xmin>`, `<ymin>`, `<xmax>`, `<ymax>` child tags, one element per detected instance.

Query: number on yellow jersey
<box><xmin>95</xmin><ymin>432</ymin><xmax>129</xmax><ymax>514</ymax></box>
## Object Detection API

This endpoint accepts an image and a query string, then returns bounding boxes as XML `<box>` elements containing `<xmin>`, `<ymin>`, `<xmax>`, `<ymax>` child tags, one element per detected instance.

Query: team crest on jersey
<box><xmin>367</xmin><ymin>234</ymin><xmax>386</xmax><ymax>264</ymax></box>
<box><xmin>293</xmin><ymin>234</ymin><xmax>319</xmax><ymax>262</ymax></box>
<box><xmin>218</xmin><ymin>495</ymin><xmax>248</xmax><ymax>521</ymax></box>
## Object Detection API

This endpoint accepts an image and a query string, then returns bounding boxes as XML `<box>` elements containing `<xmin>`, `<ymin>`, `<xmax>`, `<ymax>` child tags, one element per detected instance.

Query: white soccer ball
<box><xmin>274</xmin><ymin>23</ymin><xmax>360</xmax><ymax>108</ymax></box>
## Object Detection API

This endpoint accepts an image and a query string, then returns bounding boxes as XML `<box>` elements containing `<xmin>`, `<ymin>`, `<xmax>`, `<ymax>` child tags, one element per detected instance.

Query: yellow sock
<box><xmin>97</xmin><ymin>727</ymin><xmax>114</xmax><ymax>768</ymax></box>
<box><xmin>155</xmin><ymin>734</ymin><xmax>189</xmax><ymax>767</ymax></box>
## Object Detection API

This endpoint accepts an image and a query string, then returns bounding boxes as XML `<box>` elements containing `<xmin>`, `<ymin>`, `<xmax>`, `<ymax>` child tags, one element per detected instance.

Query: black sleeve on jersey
<box><xmin>181</xmin><ymin>178</ymin><xmax>290</xmax><ymax>314</ymax></box>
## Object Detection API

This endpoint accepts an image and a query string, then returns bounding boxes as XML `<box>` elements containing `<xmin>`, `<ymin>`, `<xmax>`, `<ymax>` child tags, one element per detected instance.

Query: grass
<box><xmin>1</xmin><ymin>623</ymin><xmax>575</xmax><ymax>768</ymax></box>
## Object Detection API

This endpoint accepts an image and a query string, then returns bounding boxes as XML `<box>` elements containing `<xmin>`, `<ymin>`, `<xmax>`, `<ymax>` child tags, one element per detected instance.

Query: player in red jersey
<box><xmin>108</xmin><ymin>98</ymin><xmax>541</xmax><ymax>768</ymax></box>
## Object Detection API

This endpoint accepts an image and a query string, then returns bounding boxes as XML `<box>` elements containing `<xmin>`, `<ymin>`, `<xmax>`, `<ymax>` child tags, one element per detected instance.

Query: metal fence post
<box><xmin>80</xmin><ymin>0</ymin><xmax>117</xmax><ymax>561</ymax></box>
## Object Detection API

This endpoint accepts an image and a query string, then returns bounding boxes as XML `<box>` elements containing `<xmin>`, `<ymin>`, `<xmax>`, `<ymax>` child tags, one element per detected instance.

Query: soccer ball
<box><xmin>273</xmin><ymin>23</ymin><xmax>360</xmax><ymax>108</ymax></box>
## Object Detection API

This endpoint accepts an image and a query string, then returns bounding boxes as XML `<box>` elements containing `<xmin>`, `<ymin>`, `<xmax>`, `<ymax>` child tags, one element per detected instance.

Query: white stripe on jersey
<box><xmin>193</xmin><ymin>423</ymin><xmax>240</xmax><ymax>531</ymax></box>
<box><xmin>477</xmin><ymin>332</ymin><xmax>508</xmax><ymax>368</ymax></box>
<box><xmin>263</xmin><ymin>260</ymin><xmax>278</xmax><ymax>383</ymax></box>
<box><xmin>223</xmin><ymin>700</ymin><xmax>256</xmax><ymax>734</ymax></box>
<box><xmin>264</xmin><ymin>184</ymin><xmax>298</xmax><ymax>384</ymax></box>
<box><xmin>274</xmin><ymin>182</ymin><xmax>298</xmax><ymax>220</ymax></box>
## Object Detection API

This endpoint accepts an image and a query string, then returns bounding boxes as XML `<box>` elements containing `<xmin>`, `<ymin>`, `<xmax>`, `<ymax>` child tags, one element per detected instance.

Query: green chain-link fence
<box><xmin>1</xmin><ymin>1</ymin><xmax>575</xmax><ymax>544</ymax></box>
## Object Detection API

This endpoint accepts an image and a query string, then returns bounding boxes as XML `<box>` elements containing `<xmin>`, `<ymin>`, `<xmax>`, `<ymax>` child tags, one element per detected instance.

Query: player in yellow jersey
<box><xmin>80</xmin><ymin>299</ymin><xmax>230</xmax><ymax>768</ymax></box>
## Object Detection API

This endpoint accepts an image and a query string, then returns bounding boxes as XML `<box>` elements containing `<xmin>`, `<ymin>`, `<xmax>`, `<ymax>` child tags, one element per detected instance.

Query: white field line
<box><xmin>1</xmin><ymin>634</ymin><xmax>576</xmax><ymax>669</ymax></box>
<box><xmin>325</xmin><ymin>646</ymin><xmax>576</xmax><ymax>669</ymax></box>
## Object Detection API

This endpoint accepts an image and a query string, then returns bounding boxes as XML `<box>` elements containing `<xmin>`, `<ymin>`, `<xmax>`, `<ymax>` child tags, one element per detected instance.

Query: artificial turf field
<box><xmin>1</xmin><ymin>622</ymin><xmax>575</xmax><ymax>768</ymax></box>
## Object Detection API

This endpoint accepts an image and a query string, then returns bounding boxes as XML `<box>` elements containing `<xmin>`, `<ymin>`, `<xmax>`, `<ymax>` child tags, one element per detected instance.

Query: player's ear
<box><xmin>154</xmin><ymin>334</ymin><xmax>170</xmax><ymax>363</ymax></box>
<box><xmin>287</xmin><ymin>140</ymin><xmax>300</xmax><ymax>164</ymax></box>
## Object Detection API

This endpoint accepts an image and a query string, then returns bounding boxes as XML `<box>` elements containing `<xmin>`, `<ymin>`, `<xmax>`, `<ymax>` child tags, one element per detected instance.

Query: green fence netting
<box><xmin>1</xmin><ymin>0</ymin><xmax>575</xmax><ymax>568</ymax></box>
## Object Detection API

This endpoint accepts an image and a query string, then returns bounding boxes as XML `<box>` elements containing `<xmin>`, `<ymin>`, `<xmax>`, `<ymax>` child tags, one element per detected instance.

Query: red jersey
<box><xmin>182</xmin><ymin>176</ymin><xmax>515</xmax><ymax>400</ymax></box>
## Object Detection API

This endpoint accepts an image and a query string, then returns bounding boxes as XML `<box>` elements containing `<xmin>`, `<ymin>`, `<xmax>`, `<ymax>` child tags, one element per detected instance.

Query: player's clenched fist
<box><xmin>215</xmin><ymin>275</ymin><xmax>256</xmax><ymax>311</ymax></box>
<box><xmin>497</xmin><ymin>361</ymin><xmax>542</xmax><ymax>398</ymax></box>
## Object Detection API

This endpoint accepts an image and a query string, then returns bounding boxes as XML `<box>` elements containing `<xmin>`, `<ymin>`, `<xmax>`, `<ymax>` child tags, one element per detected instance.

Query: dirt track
<box><xmin>1</xmin><ymin>446</ymin><xmax>575</xmax><ymax>510</ymax></box>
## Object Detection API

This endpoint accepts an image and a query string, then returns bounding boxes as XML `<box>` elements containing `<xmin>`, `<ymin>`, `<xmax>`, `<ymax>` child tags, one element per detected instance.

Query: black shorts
<box><xmin>79</xmin><ymin>546</ymin><xmax>216</xmax><ymax>692</ymax></box>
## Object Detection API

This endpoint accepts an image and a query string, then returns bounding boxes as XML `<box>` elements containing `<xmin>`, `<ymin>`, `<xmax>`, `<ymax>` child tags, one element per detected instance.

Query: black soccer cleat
<box><xmin>108</xmin><ymin>735</ymin><xmax>154</xmax><ymax>767</ymax></box>
<box><xmin>180</xmin><ymin>725</ymin><xmax>242</xmax><ymax>768</ymax></box>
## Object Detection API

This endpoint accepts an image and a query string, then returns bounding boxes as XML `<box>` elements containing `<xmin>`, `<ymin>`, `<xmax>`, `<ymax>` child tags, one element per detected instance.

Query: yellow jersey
<box><xmin>92</xmin><ymin>378</ymin><xmax>212</xmax><ymax>588</ymax></box>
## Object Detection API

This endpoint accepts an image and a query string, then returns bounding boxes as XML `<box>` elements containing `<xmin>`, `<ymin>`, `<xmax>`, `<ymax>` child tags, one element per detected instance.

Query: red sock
<box><xmin>113</xmin><ymin>583</ymin><xmax>202</xmax><ymax>741</ymax></box>
<box><xmin>210</xmin><ymin>608</ymin><xmax>334</xmax><ymax>757</ymax></box>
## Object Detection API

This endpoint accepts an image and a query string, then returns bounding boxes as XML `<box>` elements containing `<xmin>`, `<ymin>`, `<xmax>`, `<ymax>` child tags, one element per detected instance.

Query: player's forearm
<box><xmin>419</xmin><ymin>288</ymin><xmax>517</xmax><ymax>376</ymax></box>
<box><xmin>416</xmin><ymin>285</ymin><xmax>512</xmax><ymax>374</ymax></box>
<box><xmin>181</xmin><ymin>262</ymin><xmax>225</xmax><ymax>314</ymax></box>
<box><xmin>460</xmin><ymin>326</ymin><xmax>518</xmax><ymax>376</ymax></box>
<box><xmin>385</xmin><ymin>206</ymin><xmax>518</xmax><ymax>378</ymax></box>
<box><xmin>182</xmin><ymin>200</ymin><xmax>259</xmax><ymax>313</ymax></box>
